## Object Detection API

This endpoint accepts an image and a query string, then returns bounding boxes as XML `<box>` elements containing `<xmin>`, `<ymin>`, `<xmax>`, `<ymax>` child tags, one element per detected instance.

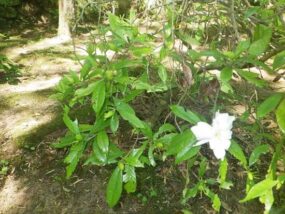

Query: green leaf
<box><xmin>220</xmin><ymin>67</ymin><xmax>233</xmax><ymax>82</ymax></box>
<box><xmin>183</xmin><ymin>183</ymin><xmax>199</xmax><ymax>202</ymax></box>
<box><xmin>75</xmin><ymin>82</ymin><xmax>97</xmax><ymax>98</ymax></box>
<box><xmin>166</xmin><ymin>130</ymin><xmax>195</xmax><ymax>156</ymax></box>
<box><xmin>249</xmin><ymin>25</ymin><xmax>272</xmax><ymax>56</ymax></box>
<box><xmin>124</xmin><ymin>165</ymin><xmax>137</xmax><ymax>193</ymax></box>
<box><xmin>107</xmin><ymin>143</ymin><xmax>124</xmax><ymax>163</ymax></box>
<box><xmin>80</xmin><ymin>56</ymin><xmax>96</xmax><ymax>79</ymax></box>
<box><xmin>64</xmin><ymin>142</ymin><xmax>85</xmax><ymax>178</ymax></box>
<box><xmin>106</xmin><ymin>167</ymin><xmax>123</xmax><ymax>207</ymax></box>
<box><xmin>276</xmin><ymin>99</ymin><xmax>285</xmax><ymax>133</ymax></box>
<box><xmin>249</xmin><ymin>39</ymin><xmax>269</xmax><ymax>56</ymax></box>
<box><xmin>96</xmin><ymin>131</ymin><xmax>109</xmax><ymax>153</ymax></box>
<box><xmin>175</xmin><ymin>145</ymin><xmax>200</xmax><ymax>164</ymax></box>
<box><xmin>154</xmin><ymin>123</ymin><xmax>176</xmax><ymax>139</ymax></box>
<box><xmin>108</xmin><ymin>13</ymin><xmax>137</xmax><ymax>42</ymax></box>
<box><xmin>253</xmin><ymin>25</ymin><xmax>272</xmax><ymax>42</ymax></box>
<box><xmin>249</xmin><ymin>144</ymin><xmax>270</xmax><ymax>166</ymax></box>
<box><xmin>219</xmin><ymin>158</ymin><xmax>228</xmax><ymax>184</ymax></box>
<box><xmin>130</xmin><ymin>46</ymin><xmax>152</xmax><ymax>57</ymax></box>
<box><xmin>158</xmin><ymin>65</ymin><xmax>168</xmax><ymax>83</ymax></box>
<box><xmin>229</xmin><ymin>140</ymin><xmax>247</xmax><ymax>168</ymax></box>
<box><xmin>260</xmin><ymin>189</ymin><xmax>274</xmax><ymax>213</ymax></box>
<box><xmin>220</xmin><ymin>81</ymin><xmax>233</xmax><ymax>94</ymax></box>
<box><xmin>204</xmin><ymin>188</ymin><xmax>221</xmax><ymax>212</ymax></box>
<box><xmin>170</xmin><ymin>105</ymin><xmax>201</xmax><ymax>124</ymax></box>
<box><xmin>92</xmin><ymin>80</ymin><xmax>106</xmax><ymax>114</ymax></box>
<box><xmin>115</xmin><ymin>101</ymin><xmax>145</xmax><ymax>129</ymax></box>
<box><xmin>257</xmin><ymin>94</ymin><xmax>283</xmax><ymax>118</ymax></box>
<box><xmin>110</xmin><ymin>113</ymin><xmax>119</xmax><ymax>133</ymax></box>
<box><xmin>273</xmin><ymin>51</ymin><xmax>285</xmax><ymax>70</ymax></box>
<box><xmin>240</xmin><ymin>179</ymin><xmax>278</xmax><ymax>202</ymax></box>
<box><xmin>212</xmin><ymin>194</ymin><xmax>221</xmax><ymax>212</ymax></box>
<box><xmin>92</xmin><ymin>140</ymin><xmax>107</xmax><ymax>164</ymax></box>
<box><xmin>125</xmin><ymin>142</ymin><xmax>147</xmax><ymax>167</ymax></box>
<box><xmin>52</xmin><ymin>134</ymin><xmax>75</xmax><ymax>148</ymax></box>
<box><xmin>235</xmin><ymin>40</ymin><xmax>250</xmax><ymax>56</ymax></box>
<box><xmin>148</xmin><ymin>145</ymin><xmax>156</xmax><ymax>166</ymax></box>
<box><xmin>198</xmin><ymin>158</ymin><xmax>207</xmax><ymax>177</ymax></box>
<box><xmin>237</xmin><ymin>70</ymin><xmax>267</xmax><ymax>88</ymax></box>
<box><xmin>63</xmin><ymin>112</ymin><xmax>80</xmax><ymax>135</ymax></box>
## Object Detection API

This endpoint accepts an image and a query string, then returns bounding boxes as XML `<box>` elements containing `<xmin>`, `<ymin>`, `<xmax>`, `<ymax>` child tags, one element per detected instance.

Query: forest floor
<box><xmin>0</xmin><ymin>26</ymin><xmax>189</xmax><ymax>214</ymax></box>
<box><xmin>0</xmin><ymin>24</ymin><xmax>283</xmax><ymax>214</ymax></box>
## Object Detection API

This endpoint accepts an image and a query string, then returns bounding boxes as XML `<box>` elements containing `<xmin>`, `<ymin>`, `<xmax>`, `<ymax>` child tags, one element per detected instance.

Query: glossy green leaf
<box><xmin>170</xmin><ymin>105</ymin><xmax>201</xmax><ymax>124</ymax></box>
<box><xmin>92</xmin><ymin>80</ymin><xmax>106</xmax><ymax>114</ymax></box>
<box><xmin>166</xmin><ymin>130</ymin><xmax>195</xmax><ymax>156</ymax></box>
<box><xmin>92</xmin><ymin>139</ymin><xmax>107</xmax><ymax>164</ymax></box>
<box><xmin>96</xmin><ymin>131</ymin><xmax>109</xmax><ymax>153</ymax></box>
<box><xmin>125</xmin><ymin>143</ymin><xmax>147</xmax><ymax>167</ymax></box>
<box><xmin>63</xmin><ymin>113</ymin><xmax>80</xmax><ymax>135</ymax></box>
<box><xmin>175</xmin><ymin>145</ymin><xmax>200</xmax><ymax>164</ymax></box>
<box><xmin>110</xmin><ymin>113</ymin><xmax>119</xmax><ymax>133</ymax></box>
<box><xmin>107</xmin><ymin>143</ymin><xmax>124</xmax><ymax>163</ymax></box>
<box><xmin>64</xmin><ymin>142</ymin><xmax>85</xmax><ymax>178</ymax></box>
<box><xmin>229</xmin><ymin>140</ymin><xmax>247</xmax><ymax>168</ymax></box>
<box><xmin>124</xmin><ymin>165</ymin><xmax>137</xmax><ymax>193</ymax></box>
<box><xmin>257</xmin><ymin>94</ymin><xmax>283</xmax><ymax>118</ymax></box>
<box><xmin>116</xmin><ymin>101</ymin><xmax>145</xmax><ymax>129</ymax></box>
<box><xmin>276</xmin><ymin>99</ymin><xmax>285</xmax><ymax>133</ymax></box>
<box><xmin>148</xmin><ymin>145</ymin><xmax>156</xmax><ymax>166</ymax></box>
<box><xmin>240</xmin><ymin>179</ymin><xmax>278</xmax><ymax>202</ymax></box>
<box><xmin>106</xmin><ymin>167</ymin><xmax>123</xmax><ymax>207</ymax></box>
<box><xmin>249</xmin><ymin>144</ymin><xmax>270</xmax><ymax>166</ymax></box>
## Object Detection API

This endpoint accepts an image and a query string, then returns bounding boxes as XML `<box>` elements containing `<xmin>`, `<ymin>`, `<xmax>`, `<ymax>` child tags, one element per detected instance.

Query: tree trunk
<box><xmin>58</xmin><ymin>0</ymin><xmax>74</xmax><ymax>38</ymax></box>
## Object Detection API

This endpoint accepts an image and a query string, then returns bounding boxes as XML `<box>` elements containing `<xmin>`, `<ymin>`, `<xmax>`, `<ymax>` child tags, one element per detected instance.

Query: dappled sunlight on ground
<box><xmin>0</xmin><ymin>76</ymin><xmax>61</xmax><ymax>93</ymax></box>
<box><xmin>0</xmin><ymin>175</ymin><xmax>27</xmax><ymax>213</ymax></box>
<box><xmin>0</xmin><ymin>75</ymin><xmax>64</xmax><ymax>158</ymax></box>
<box><xmin>0</xmin><ymin>90</ymin><xmax>59</xmax><ymax>156</ymax></box>
<box><xmin>2</xmin><ymin>36</ymin><xmax>71</xmax><ymax>60</ymax></box>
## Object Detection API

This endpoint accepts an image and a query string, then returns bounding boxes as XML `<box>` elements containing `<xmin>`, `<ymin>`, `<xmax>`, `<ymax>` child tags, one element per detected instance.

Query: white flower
<box><xmin>191</xmin><ymin>112</ymin><xmax>235</xmax><ymax>160</ymax></box>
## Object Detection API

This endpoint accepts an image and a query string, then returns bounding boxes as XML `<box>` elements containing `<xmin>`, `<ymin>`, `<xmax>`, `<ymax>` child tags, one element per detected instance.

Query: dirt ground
<box><xmin>0</xmin><ymin>26</ymin><xmax>281</xmax><ymax>214</ymax></box>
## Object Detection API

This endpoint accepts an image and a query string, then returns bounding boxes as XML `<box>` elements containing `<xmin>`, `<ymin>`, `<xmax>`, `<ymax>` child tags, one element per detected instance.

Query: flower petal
<box><xmin>195</xmin><ymin>139</ymin><xmax>209</xmax><ymax>146</ymax></box>
<box><xmin>191</xmin><ymin>122</ymin><xmax>214</xmax><ymax>141</ymax></box>
<box><xmin>212</xmin><ymin>147</ymin><xmax>226</xmax><ymax>160</ymax></box>
<box><xmin>212</xmin><ymin>112</ymin><xmax>235</xmax><ymax>131</ymax></box>
<box><xmin>221</xmin><ymin>139</ymin><xmax>231</xmax><ymax>151</ymax></box>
